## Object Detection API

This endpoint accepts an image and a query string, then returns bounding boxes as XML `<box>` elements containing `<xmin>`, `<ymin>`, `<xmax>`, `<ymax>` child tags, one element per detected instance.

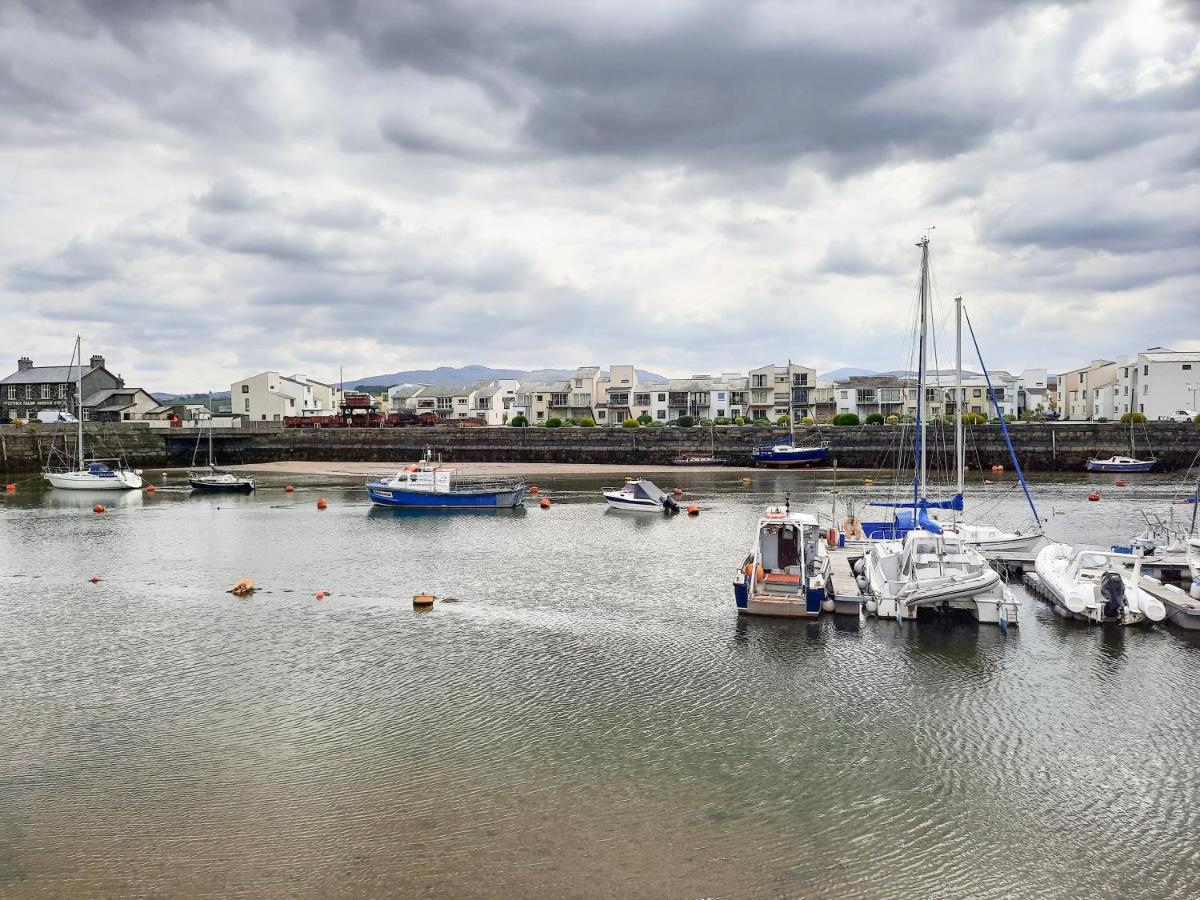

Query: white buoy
<box><xmin>821</xmin><ymin>598</ymin><xmax>835</xmax><ymax>613</ymax></box>
<box><xmin>865</xmin><ymin>599</ymin><xmax>878</xmax><ymax>615</ymax></box>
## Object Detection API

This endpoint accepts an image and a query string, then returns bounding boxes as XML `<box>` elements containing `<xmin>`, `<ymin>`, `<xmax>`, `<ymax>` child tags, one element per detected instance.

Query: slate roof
<box><xmin>1</xmin><ymin>365</ymin><xmax>100</xmax><ymax>385</ymax></box>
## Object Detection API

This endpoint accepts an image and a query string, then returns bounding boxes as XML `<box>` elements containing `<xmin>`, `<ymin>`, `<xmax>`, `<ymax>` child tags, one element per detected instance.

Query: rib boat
<box><xmin>1034</xmin><ymin>544</ymin><xmax>1166</xmax><ymax>625</ymax></box>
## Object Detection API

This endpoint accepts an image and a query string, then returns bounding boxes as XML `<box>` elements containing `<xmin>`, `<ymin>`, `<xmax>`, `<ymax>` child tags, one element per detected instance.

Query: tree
<box><xmin>1120</xmin><ymin>412</ymin><xmax>1147</xmax><ymax>424</ymax></box>
<box><xmin>509</xmin><ymin>415</ymin><xmax>528</xmax><ymax>427</ymax></box>
<box><xmin>865</xmin><ymin>413</ymin><xmax>884</xmax><ymax>425</ymax></box>
<box><xmin>832</xmin><ymin>413</ymin><xmax>860</xmax><ymax>426</ymax></box>
<box><xmin>676</xmin><ymin>415</ymin><xmax>696</xmax><ymax>428</ymax></box>
<box><xmin>545</xmin><ymin>417</ymin><xmax>563</xmax><ymax>428</ymax></box>
<box><xmin>622</xmin><ymin>418</ymin><xmax>639</xmax><ymax>428</ymax></box>
<box><xmin>578</xmin><ymin>416</ymin><xmax>596</xmax><ymax>427</ymax></box>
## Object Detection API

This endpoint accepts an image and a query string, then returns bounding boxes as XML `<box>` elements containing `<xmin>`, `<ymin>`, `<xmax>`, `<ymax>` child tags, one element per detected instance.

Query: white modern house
<box><xmin>1114</xmin><ymin>349</ymin><xmax>1200</xmax><ymax>419</ymax></box>
<box><xmin>231</xmin><ymin>371</ymin><xmax>339</xmax><ymax>421</ymax></box>
<box><xmin>469</xmin><ymin>379</ymin><xmax>520</xmax><ymax>425</ymax></box>
<box><xmin>1058</xmin><ymin>359</ymin><xmax>1116</xmax><ymax>421</ymax></box>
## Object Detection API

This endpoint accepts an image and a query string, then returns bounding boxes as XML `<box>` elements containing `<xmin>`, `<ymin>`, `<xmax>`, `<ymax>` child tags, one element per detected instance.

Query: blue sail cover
<box><xmin>866</xmin><ymin>494</ymin><xmax>964</xmax><ymax>511</ymax></box>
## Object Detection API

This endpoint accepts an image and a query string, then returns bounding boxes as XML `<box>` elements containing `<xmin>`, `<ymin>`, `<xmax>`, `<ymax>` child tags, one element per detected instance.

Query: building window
<box><xmin>856</xmin><ymin>390</ymin><xmax>875</xmax><ymax>404</ymax></box>
<box><xmin>289</xmin><ymin>398</ymin><xmax>295</xmax><ymax>407</ymax></box>
<box><xmin>536</xmin><ymin>410</ymin><xmax>544</xmax><ymax>419</ymax></box>
<box><xmin>598</xmin><ymin>410</ymin><xmax>606</xmax><ymax>419</ymax></box>
<box><xmin>5</xmin><ymin>386</ymin><xmax>13</xmax><ymax>400</ymax></box>
<box><xmin>1143</xmin><ymin>365</ymin><xmax>1148</xmax><ymax>375</ymax></box>
<box><xmin>574</xmin><ymin>379</ymin><xmax>583</xmax><ymax>388</ymax></box>
<box><xmin>973</xmin><ymin>389</ymin><xmax>982</xmax><ymax>397</ymax></box>
<box><xmin>657</xmin><ymin>410</ymin><xmax>666</xmax><ymax>419</ymax></box>
<box><xmin>244</xmin><ymin>399</ymin><xmax>250</xmax><ymax>411</ymax></box>
<box><xmin>839</xmin><ymin>390</ymin><xmax>848</xmax><ymax>400</ymax></box>
<box><xmin>1184</xmin><ymin>364</ymin><xmax>1193</xmax><ymax>371</ymax></box>
<box><xmin>261</xmin><ymin>414</ymin><xmax>267</xmax><ymax>420</ymax></box>
<box><xmin>658</xmin><ymin>393</ymin><xmax>666</xmax><ymax>402</ymax></box>
<box><xmin>242</xmin><ymin>385</ymin><xmax>249</xmax><ymax>393</ymax></box>
<box><xmin>58</xmin><ymin>384</ymin><xmax>65</xmax><ymax>399</ymax></box>
<box><xmin>536</xmin><ymin>394</ymin><xmax>543</xmax><ymax>402</ymax></box>
<box><xmin>24</xmin><ymin>385</ymin><xmax>33</xmax><ymax>400</ymax></box>
<box><xmin>717</xmin><ymin>409</ymin><xmax>725</xmax><ymax>418</ymax></box>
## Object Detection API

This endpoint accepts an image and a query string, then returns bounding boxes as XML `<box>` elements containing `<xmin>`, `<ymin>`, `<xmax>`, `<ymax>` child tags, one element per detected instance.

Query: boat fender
<box><xmin>856</xmin><ymin>574</ymin><xmax>869</xmax><ymax>593</ymax></box>
<box><xmin>852</xmin><ymin>558</ymin><xmax>865</xmax><ymax>577</ymax></box>
<box><xmin>865</xmin><ymin>598</ymin><xmax>878</xmax><ymax>615</ymax></box>
<box><xmin>821</xmin><ymin>597</ymin><xmax>835</xmax><ymax>613</ymax></box>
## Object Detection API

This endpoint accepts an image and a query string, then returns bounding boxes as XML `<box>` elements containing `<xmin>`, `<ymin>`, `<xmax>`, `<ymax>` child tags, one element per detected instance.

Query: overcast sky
<box><xmin>1</xmin><ymin>0</ymin><xmax>1197</xmax><ymax>391</ymax></box>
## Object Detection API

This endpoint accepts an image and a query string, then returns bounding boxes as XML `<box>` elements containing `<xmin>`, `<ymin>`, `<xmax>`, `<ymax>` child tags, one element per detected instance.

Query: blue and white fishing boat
<box><xmin>366</xmin><ymin>452</ymin><xmax>525</xmax><ymax>509</ymax></box>
<box><xmin>733</xmin><ymin>502</ymin><xmax>832</xmax><ymax>617</ymax></box>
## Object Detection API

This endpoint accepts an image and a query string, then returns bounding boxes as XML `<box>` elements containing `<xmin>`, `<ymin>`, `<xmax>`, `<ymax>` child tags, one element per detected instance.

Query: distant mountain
<box><xmin>348</xmin><ymin>365</ymin><xmax>668</xmax><ymax>389</ymax></box>
<box><xmin>153</xmin><ymin>391</ymin><xmax>230</xmax><ymax>407</ymax></box>
<box><xmin>819</xmin><ymin>367</ymin><xmax>878</xmax><ymax>381</ymax></box>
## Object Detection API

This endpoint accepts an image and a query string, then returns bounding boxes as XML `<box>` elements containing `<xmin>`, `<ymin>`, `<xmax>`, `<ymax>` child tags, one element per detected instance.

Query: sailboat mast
<box><xmin>916</xmin><ymin>237</ymin><xmax>930</xmax><ymax>501</ymax></box>
<box><xmin>208</xmin><ymin>390</ymin><xmax>214</xmax><ymax>467</ymax></box>
<box><xmin>75</xmin><ymin>336</ymin><xmax>84</xmax><ymax>464</ymax></box>
<box><xmin>788</xmin><ymin>359</ymin><xmax>795</xmax><ymax>443</ymax></box>
<box><xmin>955</xmin><ymin>296</ymin><xmax>964</xmax><ymax>501</ymax></box>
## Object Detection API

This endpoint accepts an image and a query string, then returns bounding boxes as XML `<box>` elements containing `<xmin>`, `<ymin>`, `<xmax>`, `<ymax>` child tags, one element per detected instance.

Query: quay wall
<box><xmin>2</xmin><ymin>422</ymin><xmax>1199</xmax><ymax>475</ymax></box>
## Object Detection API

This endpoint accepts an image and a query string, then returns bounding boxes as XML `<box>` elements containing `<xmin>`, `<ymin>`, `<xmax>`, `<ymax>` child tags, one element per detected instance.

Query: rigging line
<box><xmin>963</xmin><ymin>306</ymin><xmax>1041</xmax><ymax>525</ymax></box>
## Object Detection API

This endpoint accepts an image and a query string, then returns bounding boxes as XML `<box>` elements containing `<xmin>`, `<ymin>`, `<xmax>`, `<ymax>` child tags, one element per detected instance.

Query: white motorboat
<box><xmin>42</xmin><ymin>337</ymin><xmax>143</xmax><ymax>491</ymax></box>
<box><xmin>733</xmin><ymin>505</ymin><xmax>832</xmax><ymax>617</ymax></box>
<box><xmin>1033</xmin><ymin>543</ymin><xmax>1166</xmax><ymax>625</ymax></box>
<box><xmin>1188</xmin><ymin>537</ymin><xmax>1200</xmax><ymax>600</ymax></box>
<box><xmin>602</xmin><ymin>479</ymin><xmax>679</xmax><ymax>513</ymax></box>
<box><xmin>858</xmin><ymin>529</ymin><xmax>1018</xmax><ymax>626</ymax></box>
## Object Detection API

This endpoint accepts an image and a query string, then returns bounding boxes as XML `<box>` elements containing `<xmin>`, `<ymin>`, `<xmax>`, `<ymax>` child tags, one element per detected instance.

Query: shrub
<box><xmin>1120</xmin><ymin>412</ymin><xmax>1147</xmax><ymax>424</ymax></box>
<box><xmin>714</xmin><ymin>416</ymin><xmax>731</xmax><ymax>425</ymax></box>
<box><xmin>637</xmin><ymin>413</ymin><xmax>653</xmax><ymax>425</ymax></box>
<box><xmin>676</xmin><ymin>415</ymin><xmax>696</xmax><ymax>428</ymax></box>
<box><xmin>752</xmin><ymin>417</ymin><xmax>771</xmax><ymax>426</ymax></box>
<box><xmin>647</xmin><ymin>420</ymin><xmax>664</xmax><ymax>428</ymax></box>
<box><xmin>545</xmin><ymin>417</ymin><xmax>563</xmax><ymax>428</ymax></box>
<box><xmin>1003</xmin><ymin>414</ymin><xmax>1016</xmax><ymax>423</ymax></box>
<box><xmin>776</xmin><ymin>415</ymin><xmax>791</xmax><ymax>426</ymax></box>
<box><xmin>508</xmin><ymin>415</ymin><xmax>528</xmax><ymax>427</ymax></box>
<box><xmin>699</xmin><ymin>418</ymin><xmax>714</xmax><ymax>426</ymax></box>
<box><xmin>801</xmin><ymin>416</ymin><xmax>814</xmax><ymax>426</ymax></box>
<box><xmin>832</xmin><ymin>413</ymin><xmax>860</xmax><ymax>426</ymax></box>
<box><xmin>578</xmin><ymin>416</ymin><xmax>596</xmax><ymax>427</ymax></box>
<box><xmin>734</xmin><ymin>416</ymin><xmax>747</xmax><ymax>426</ymax></box>
<box><xmin>865</xmin><ymin>413</ymin><xmax>885</xmax><ymax>425</ymax></box>
<box><xmin>886</xmin><ymin>414</ymin><xmax>900</xmax><ymax>425</ymax></box>
<box><xmin>622</xmin><ymin>418</ymin><xmax>639</xmax><ymax>428</ymax></box>
<box><xmin>1094</xmin><ymin>416</ymin><xmax>1109</xmax><ymax>423</ymax></box>
<box><xmin>962</xmin><ymin>412</ymin><xmax>986</xmax><ymax>425</ymax></box>
<box><xmin>1195</xmin><ymin>413</ymin><xmax>1200</xmax><ymax>424</ymax></box>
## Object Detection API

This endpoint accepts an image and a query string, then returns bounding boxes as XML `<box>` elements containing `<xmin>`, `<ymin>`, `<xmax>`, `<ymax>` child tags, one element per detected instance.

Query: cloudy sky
<box><xmin>1</xmin><ymin>0</ymin><xmax>1197</xmax><ymax>391</ymax></box>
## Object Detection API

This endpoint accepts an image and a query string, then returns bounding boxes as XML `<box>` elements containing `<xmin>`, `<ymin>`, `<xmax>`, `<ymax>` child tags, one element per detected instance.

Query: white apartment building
<box><xmin>469</xmin><ymin>379</ymin><xmax>519</xmax><ymax>425</ymax></box>
<box><xmin>231</xmin><ymin>371</ymin><xmax>339</xmax><ymax>422</ymax></box>
<box><xmin>1058</xmin><ymin>359</ymin><xmax>1116</xmax><ymax>421</ymax></box>
<box><xmin>748</xmin><ymin>363</ymin><xmax>815</xmax><ymax>421</ymax></box>
<box><xmin>1114</xmin><ymin>349</ymin><xmax>1200</xmax><ymax>419</ymax></box>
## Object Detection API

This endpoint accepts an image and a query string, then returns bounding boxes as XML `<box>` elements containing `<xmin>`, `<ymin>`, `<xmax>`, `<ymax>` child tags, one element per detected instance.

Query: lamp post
<box><xmin>1187</xmin><ymin>382</ymin><xmax>1198</xmax><ymax>412</ymax></box>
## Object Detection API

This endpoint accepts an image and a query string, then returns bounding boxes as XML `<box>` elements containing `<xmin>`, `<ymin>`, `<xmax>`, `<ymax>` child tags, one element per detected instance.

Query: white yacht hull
<box><xmin>1034</xmin><ymin>543</ymin><xmax>1166</xmax><ymax>625</ymax></box>
<box><xmin>604</xmin><ymin>494</ymin><xmax>663</xmax><ymax>511</ymax></box>
<box><xmin>44</xmin><ymin>469</ymin><xmax>143</xmax><ymax>490</ymax></box>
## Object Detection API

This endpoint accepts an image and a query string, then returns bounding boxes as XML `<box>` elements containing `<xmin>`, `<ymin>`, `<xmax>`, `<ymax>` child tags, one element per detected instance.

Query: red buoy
<box><xmin>93</xmin><ymin>503</ymin><xmax>105</xmax><ymax>514</ymax></box>
<box><xmin>316</xmin><ymin>590</ymin><xmax>326</xmax><ymax>600</ymax></box>
<box><xmin>89</xmin><ymin>576</ymin><xmax>101</xmax><ymax>584</ymax></box>
<box><xmin>530</xmin><ymin>485</ymin><xmax>539</xmax><ymax>495</ymax></box>
<box><xmin>1088</xmin><ymin>491</ymin><xmax>1100</xmax><ymax>502</ymax></box>
<box><xmin>687</xmin><ymin>504</ymin><xmax>699</xmax><ymax>515</ymax></box>
<box><xmin>284</xmin><ymin>484</ymin><xmax>295</xmax><ymax>493</ymax></box>
<box><xmin>4</xmin><ymin>483</ymin><xmax>14</xmax><ymax>493</ymax></box>
<box><xmin>1115</xmin><ymin>479</ymin><xmax>1127</xmax><ymax>487</ymax></box>
<box><xmin>539</xmin><ymin>497</ymin><xmax>551</xmax><ymax>508</ymax></box>
<box><xmin>145</xmin><ymin>485</ymin><xmax>156</xmax><ymax>493</ymax></box>
<box><xmin>316</xmin><ymin>498</ymin><xmax>328</xmax><ymax>510</ymax></box>
<box><xmin>673</xmin><ymin>487</ymin><xmax>683</xmax><ymax>496</ymax></box>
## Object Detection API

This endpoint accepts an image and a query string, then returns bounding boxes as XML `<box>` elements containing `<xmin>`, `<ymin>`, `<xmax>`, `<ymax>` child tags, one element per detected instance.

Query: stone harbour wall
<box><xmin>2</xmin><ymin>421</ymin><xmax>1198</xmax><ymax>475</ymax></box>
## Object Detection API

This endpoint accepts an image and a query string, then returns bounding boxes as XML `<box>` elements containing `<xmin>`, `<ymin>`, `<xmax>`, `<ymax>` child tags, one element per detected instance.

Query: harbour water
<box><xmin>2</xmin><ymin>469</ymin><xmax>1199</xmax><ymax>898</ymax></box>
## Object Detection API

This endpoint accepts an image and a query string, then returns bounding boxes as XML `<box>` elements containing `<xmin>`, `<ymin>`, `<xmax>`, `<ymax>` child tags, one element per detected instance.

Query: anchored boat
<box><xmin>366</xmin><ymin>452</ymin><xmax>525</xmax><ymax>509</ymax></box>
<box><xmin>733</xmin><ymin>504</ymin><xmax>832</xmax><ymax>617</ymax></box>
<box><xmin>602</xmin><ymin>479</ymin><xmax>680</xmax><ymax>513</ymax></box>
<box><xmin>1034</xmin><ymin>544</ymin><xmax>1166</xmax><ymax>625</ymax></box>
<box><xmin>188</xmin><ymin>393</ymin><xmax>254</xmax><ymax>493</ymax></box>
<box><xmin>1086</xmin><ymin>455</ymin><xmax>1155</xmax><ymax>473</ymax></box>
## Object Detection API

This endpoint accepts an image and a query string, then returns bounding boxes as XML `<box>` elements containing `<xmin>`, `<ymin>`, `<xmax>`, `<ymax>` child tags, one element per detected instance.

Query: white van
<box><xmin>36</xmin><ymin>410</ymin><xmax>79</xmax><ymax>424</ymax></box>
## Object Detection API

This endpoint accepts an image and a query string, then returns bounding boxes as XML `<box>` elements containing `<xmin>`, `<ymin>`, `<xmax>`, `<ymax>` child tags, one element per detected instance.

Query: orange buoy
<box><xmin>316</xmin><ymin>498</ymin><xmax>328</xmax><ymax>510</ymax></box>
<box><xmin>1115</xmin><ymin>479</ymin><xmax>1127</xmax><ymax>487</ymax></box>
<box><xmin>741</xmin><ymin>477</ymin><xmax>751</xmax><ymax>485</ymax></box>
<box><xmin>530</xmin><ymin>485</ymin><xmax>539</xmax><ymax>495</ymax></box>
<box><xmin>230</xmin><ymin>578</ymin><xmax>255</xmax><ymax>596</ymax></box>
<box><xmin>284</xmin><ymin>484</ymin><xmax>295</xmax><ymax>493</ymax></box>
<box><xmin>673</xmin><ymin>487</ymin><xmax>683</xmax><ymax>496</ymax></box>
<box><xmin>539</xmin><ymin>497</ymin><xmax>551</xmax><ymax>508</ymax></box>
<box><xmin>408</xmin><ymin>464</ymin><xmax>419</xmax><ymax>472</ymax></box>
<box><xmin>991</xmin><ymin>465</ymin><xmax>1004</xmax><ymax>473</ymax></box>
<box><xmin>864</xmin><ymin>478</ymin><xmax>875</xmax><ymax>486</ymax></box>
<box><xmin>1088</xmin><ymin>491</ymin><xmax>1101</xmax><ymax>502</ymax></box>
<box><xmin>413</xmin><ymin>593</ymin><xmax>435</xmax><ymax>610</ymax></box>
<box><xmin>687</xmin><ymin>504</ymin><xmax>699</xmax><ymax>515</ymax></box>
<box><xmin>93</xmin><ymin>503</ymin><xmax>105</xmax><ymax>514</ymax></box>
<box><xmin>145</xmin><ymin>485</ymin><xmax>156</xmax><ymax>493</ymax></box>
<box><xmin>4</xmin><ymin>483</ymin><xmax>14</xmax><ymax>493</ymax></box>
<box><xmin>315</xmin><ymin>590</ymin><xmax>326</xmax><ymax>600</ymax></box>
<box><xmin>89</xmin><ymin>576</ymin><xmax>101</xmax><ymax>584</ymax></box>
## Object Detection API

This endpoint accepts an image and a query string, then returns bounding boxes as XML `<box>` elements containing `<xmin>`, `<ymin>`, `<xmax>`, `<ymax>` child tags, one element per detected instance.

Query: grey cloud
<box><xmin>7</xmin><ymin>238</ymin><xmax>121</xmax><ymax>292</ymax></box>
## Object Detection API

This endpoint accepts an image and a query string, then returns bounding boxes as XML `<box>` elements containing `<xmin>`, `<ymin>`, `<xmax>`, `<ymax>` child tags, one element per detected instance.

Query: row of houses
<box><xmin>1058</xmin><ymin>348</ymin><xmax>1200</xmax><ymax>421</ymax></box>
<box><xmin>0</xmin><ymin>354</ymin><xmax>161</xmax><ymax>424</ymax></box>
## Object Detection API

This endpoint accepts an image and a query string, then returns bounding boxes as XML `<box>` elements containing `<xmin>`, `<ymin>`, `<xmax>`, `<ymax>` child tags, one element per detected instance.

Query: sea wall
<box><xmin>2</xmin><ymin>422</ymin><xmax>1198</xmax><ymax>475</ymax></box>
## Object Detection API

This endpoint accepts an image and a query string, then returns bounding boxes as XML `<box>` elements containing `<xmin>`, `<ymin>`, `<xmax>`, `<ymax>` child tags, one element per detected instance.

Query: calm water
<box><xmin>1</xmin><ymin>468</ymin><xmax>1198</xmax><ymax>898</ymax></box>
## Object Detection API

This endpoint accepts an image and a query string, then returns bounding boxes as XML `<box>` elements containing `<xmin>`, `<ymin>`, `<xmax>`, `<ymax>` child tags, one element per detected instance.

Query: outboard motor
<box><xmin>662</xmin><ymin>495</ymin><xmax>680</xmax><ymax>513</ymax></box>
<box><xmin>1099</xmin><ymin>571</ymin><xmax>1126</xmax><ymax>621</ymax></box>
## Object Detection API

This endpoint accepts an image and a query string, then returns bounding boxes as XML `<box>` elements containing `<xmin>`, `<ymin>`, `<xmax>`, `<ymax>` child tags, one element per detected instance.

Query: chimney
<box><xmin>17</xmin><ymin>357</ymin><xmax>32</xmax><ymax>371</ymax></box>
<box><xmin>89</xmin><ymin>354</ymin><xmax>105</xmax><ymax>370</ymax></box>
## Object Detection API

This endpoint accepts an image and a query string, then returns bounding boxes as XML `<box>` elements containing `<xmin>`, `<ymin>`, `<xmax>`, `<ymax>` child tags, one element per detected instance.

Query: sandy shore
<box><xmin>227</xmin><ymin>460</ymin><xmax>783</xmax><ymax>477</ymax></box>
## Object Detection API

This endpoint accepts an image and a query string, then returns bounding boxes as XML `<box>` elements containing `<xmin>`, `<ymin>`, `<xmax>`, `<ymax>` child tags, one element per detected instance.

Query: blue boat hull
<box><xmin>752</xmin><ymin>446</ymin><xmax>831</xmax><ymax>466</ymax></box>
<box><xmin>1086</xmin><ymin>461</ymin><xmax>1155</xmax><ymax>473</ymax></box>
<box><xmin>366</xmin><ymin>483</ymin><xmax>525</xmax><ymax>508</ymax></box>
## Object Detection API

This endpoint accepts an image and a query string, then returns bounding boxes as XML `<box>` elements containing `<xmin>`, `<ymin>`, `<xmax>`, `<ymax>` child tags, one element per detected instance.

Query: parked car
<box><xmin>1040</xmin><ymin>410</ymin><xmax>1061</xmax><ymax>421</ymax></box>
<box><xmin>37</xmin><ymin>410</ymin><xmax>79</xmax><ymax>424</ymax></box>
<box><xmin>1160</xmin><ymin>409</ymin><xmax>1198</xmax><ymax>423</ymax></box>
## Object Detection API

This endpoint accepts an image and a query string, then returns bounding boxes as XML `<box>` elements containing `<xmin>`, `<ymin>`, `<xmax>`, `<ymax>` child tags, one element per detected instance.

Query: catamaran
<box><xmin>42</xmin><ymin>337</ymin><xmax>143</xmax><ymax>491</ymax></box>
<box><xmin>857</xmin><ymin>237</ymin><xmax>1019</xmax><ymax>627</ymax></box>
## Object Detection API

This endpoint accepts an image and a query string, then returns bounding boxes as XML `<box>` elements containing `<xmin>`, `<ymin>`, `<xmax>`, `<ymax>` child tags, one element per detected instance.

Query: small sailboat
<box><xmin>733</xmin><ymin>503</ymin><xmax>832</xmax><ymax>617</ymax></box>
<box><xmin>673</xmin><ymin>424</ymin><xmax>727</xmax><ymax>466</ymax></box>
<box><xmin>602</xmin><ymin>479</ymin><xmax>680</xmax><ymax>513</ymax></box>
<box><xmin>1087</xmin><ymin>415</ymin><xmax>1155</xmax><ymax>472</ymax></box>
<box><xmin>42</xmin><ymin>337</ymin><xmax>143</xmax><ymax>491</ymax></box>
<box><xmin>367</xmin><ymin>450</ymin><xmax>525</xmax><ymax>509</ymax></box>
<box><xmin>752</xmin><ymin>372</ymin><xmax>830</xmax><ymax>467</ymax></box>
<box><xmin>859</xmin><ymin>237</ymin><xmax>1019</xmax><ymax>626</ymax></box>
<box><xmin>188</xmin><ymin>394</ymin><xmax>254</xmax><ymax>493</ymax></box>
<box><xmin>1034</xmin><ymin>544</ymin><xmax>1166</xmax><ymax>625</ymax></box>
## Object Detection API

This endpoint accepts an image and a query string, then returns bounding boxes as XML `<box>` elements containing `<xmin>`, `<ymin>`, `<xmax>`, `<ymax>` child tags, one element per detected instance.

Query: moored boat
<box><xmin>1086</xmin><ymin>455</ymin><xmax>1155</xmax><ymax>473</ymax></box>
<box><xmin>752</xmin><ymin>442</ymin><xmax>831</xmax><ymax>466</ymax></box>
<box><xmin>602</xmin><ymin>479</ymin><xmax>680</xmax><ymax>513</ymax></box>
<box><xmin>733</xmin><ymin>504</ymin><xmax>832</xmax><ymax>617</ymax></box>
<box><xmin>1033</xmin><ymin>543</ymin><xmax>1166</xmax><ymax>625</ymax></box>
<box><xmin>188</xmin><ymin>394</ymin><xmax>255</xmax><ymax>493</ymax></box>
<box><xmin>367</xmin><ymin>453</ymin><xmax>525</xmax><ymax>509</ymax></box>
